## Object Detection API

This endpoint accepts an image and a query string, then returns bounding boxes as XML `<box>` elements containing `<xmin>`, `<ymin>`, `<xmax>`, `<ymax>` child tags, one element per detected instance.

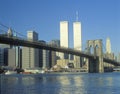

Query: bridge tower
<box><xmin>7</xmin><ymin>28</ymin><xmax>13</xmax><ymax>37</ymax></box>
<box><xmin>87</xmin><ymin>39</ymin><xmax>104</xmax><ymax>73</ymax></box>
<box><xmin>7</xmin><ymin>28</ymin><xmax>13</xmax><ymax>48</ymax></box>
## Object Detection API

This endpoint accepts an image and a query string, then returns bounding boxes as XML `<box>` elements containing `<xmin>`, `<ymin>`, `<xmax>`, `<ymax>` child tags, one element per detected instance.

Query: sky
<box><xmin>0</xmin><ymin>0</ymin><xmax>120</xmax><ymax>54</ymax></box>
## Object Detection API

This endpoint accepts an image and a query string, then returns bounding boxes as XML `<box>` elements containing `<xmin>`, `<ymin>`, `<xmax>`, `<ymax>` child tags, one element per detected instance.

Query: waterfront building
<box><xmin>60</xmin><ymin>21</ymin><xmax>69</xmax><ymax>59</ymax></box>
<box><xmin>57</xmin><ymin>59</ymin><xmax>74</xmax><ymax>68</ymax></box>
<box><xmin>3</xmin><ymin>48</ymin><xmax>8</xmax><ymax>66</ymax></box>
<box><xmin>22</xmin><ymin>31</ymin><xmax>39</xmax><ymax>69</ymax></box>
<box><xmin>48</xmin><ymin>40</ymin><xmax>60</xmax><ymax>68</ymax></box>
<box><xmin>8</xmin><ymin>47</ymin><xmax>22</xmax><ymax>68</ymax></box>
<box><xmin>0</xmin><ymin>28</ymin><xmax>14</xmax><ymax>66</ymax></box>
<box><xmin>0</xmin><ymin>48</ymin><xmax>4</xmax><ymax>66</ymax></box>
<box><xmin>8</xmin><ymin>49</ymin><xmax>16</xmax><ymax>67</ymax></box>
<box><xmin>0</xmin><ymin>44</ymin><xmax>10</xmax><ymax>66</ymax></box>
<box><xmin>73</xmin><ymin>20</ymin><xmax>82</xmax><ymax>68</ymax></box>
<box><xmin>39</xmin><ymin>40</ymin><xmax>49</xmax><ymax>69</ymax></box>
<box><xmin>57</xmin><ymin>59</ymin><xmax>69</xmax><ymax>68</ymax></box>
<box><xmin>15</xmin><ymin>47</ymin><xmax>22</xmax><ymax>68</ymax></box>
<box><xmin>49</xmin><ymin>40</ymin><xmax>60</xmax><ymax>59</ymax></box>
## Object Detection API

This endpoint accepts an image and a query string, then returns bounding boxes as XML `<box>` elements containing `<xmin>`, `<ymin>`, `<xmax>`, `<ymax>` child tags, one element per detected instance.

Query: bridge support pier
<box><xmin>85</xmin><ymin>58</ymin><xmax>89</xmax><ymax>72</ymax></box>
<box><xmin>98</xmin><ymin>56</ymin><xmax>104</xmax><ymax>73</ymax></box>
<box><xmin>89</xmin><ymin>58</ymin><xmax>97</xmax><ymax>73</ymax></box>
<box><xmin>88</xmin><ymin>57</ymin><xmax>104</xmax><ymax>73</ymax></box>
<box><xmin>87</xmin><ymin>39</ymin><xmax>104</xmax><ymax>73</ymax></box>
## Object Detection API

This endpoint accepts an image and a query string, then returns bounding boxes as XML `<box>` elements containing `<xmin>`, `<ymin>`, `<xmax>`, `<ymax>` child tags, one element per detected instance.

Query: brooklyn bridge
<box><xmin>0</xmin><ymin>31</ymin><xmax>120</xmax><ymax>73</ymax></box>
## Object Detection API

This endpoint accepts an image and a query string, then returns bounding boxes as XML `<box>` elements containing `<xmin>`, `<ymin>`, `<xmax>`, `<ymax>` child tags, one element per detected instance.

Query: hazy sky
<box><xmin>0</xmin><ymin>0</ymin><xmax>120</xmax><ymax>54</ymax></box>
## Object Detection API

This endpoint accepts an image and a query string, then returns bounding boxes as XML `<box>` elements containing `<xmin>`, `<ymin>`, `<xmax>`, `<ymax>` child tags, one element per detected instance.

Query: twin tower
<box><xmin>60</xmin><ymin>21</ymin><xmax>82</xmax><ymax>59</ymax></box>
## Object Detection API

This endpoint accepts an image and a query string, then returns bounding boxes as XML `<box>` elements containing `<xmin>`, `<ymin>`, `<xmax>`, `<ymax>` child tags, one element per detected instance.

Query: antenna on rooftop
<box><xmin>76</xmin><ymin>11</ymin><xmax>78</xmax><ymax>22</ymax></box>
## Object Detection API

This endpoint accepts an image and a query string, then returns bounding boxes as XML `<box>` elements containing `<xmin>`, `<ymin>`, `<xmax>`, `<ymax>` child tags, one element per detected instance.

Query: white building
<box><xmin>73</xmin><ymin>21</ymin><xmax>82</xmax><ymax>68</ymax></box>
<box><xmin>60</xmin><ymin>21</ymin><xmax>69</xmax><ymax>59</ymax></box>
<box><xmin>42</xmin><ymin>49</ymin><xmax>49</xmax><ymax>69</ymax></box>
<box><xmin>8</xmin><ymin>49</ymin><xmax>16</xmax><ymax>67</ymax></box>
<box><xmin>22</xmin><ymin>31</ymin><xmax>39</xmax><ymax>69</ymax></box>
<box><xmin>106</xmin><ymin>37</ymin><xmax>111</xmax><ymax>54</ymax></box>
<box><xmin>73</xmin><ymin>22</ymin><xmax>82</xmax><ymax>51</ymax></box>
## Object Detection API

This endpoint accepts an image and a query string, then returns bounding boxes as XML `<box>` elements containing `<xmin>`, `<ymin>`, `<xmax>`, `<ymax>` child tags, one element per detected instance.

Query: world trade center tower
<box><xmin>59</xmin><ymin>21</ymin><xmax>69</xmax><ymax>59</ymax></box>
<box><xmin>73</xmin><ymin>21</ymin><xmax>82</xmax><ymax>68</ymax></box>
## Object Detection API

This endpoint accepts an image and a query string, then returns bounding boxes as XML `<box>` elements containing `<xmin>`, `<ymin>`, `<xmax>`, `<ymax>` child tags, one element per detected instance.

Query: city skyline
<box><xmin>0</xmin><ymin>0</ymin><xmax>120</xmax><ymax>54</ymax></box>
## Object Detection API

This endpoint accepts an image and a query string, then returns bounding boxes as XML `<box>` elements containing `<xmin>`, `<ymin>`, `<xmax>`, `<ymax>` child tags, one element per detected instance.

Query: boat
<box><xmin>5</xmin><ymin>70</ymin><xmax>16</xmax><ymax>75</ymax></box>
<box><xmin>113</xmin><ymin>67</ymin><xmax>120</xmax><ymax>72</ymax></box>
<box><xmin>24</xmin><ymin>68</ymin><xmax>45</xmax><ymax>74</ymax></box>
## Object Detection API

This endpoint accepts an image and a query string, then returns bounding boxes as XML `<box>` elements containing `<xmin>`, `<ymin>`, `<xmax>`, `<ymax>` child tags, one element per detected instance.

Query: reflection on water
<box><xmin>1</xmin><ymin>72</ymin><xmax>120</xmax><ymax>94</ymax></box>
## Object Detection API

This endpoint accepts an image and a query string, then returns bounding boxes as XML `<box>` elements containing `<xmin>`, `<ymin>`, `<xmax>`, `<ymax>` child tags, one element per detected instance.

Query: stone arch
<box><xmin>87</xmin><ymin>40</ymin><xmax>94</xmax><ymax>54</ymax></box>
<box><xmin>86</xmin><ymin>39</ymin><xmax>104</xmax><ymax>73</ymax></box>
<box><xmin>94</xmin><ymin>39</ymin><xmax>103</xmax><ymax>56</ymax></box>
<box><xmin>87</xmin><ymin>39</ymin><xmax>103</xmax><ymax>56</ymax></box>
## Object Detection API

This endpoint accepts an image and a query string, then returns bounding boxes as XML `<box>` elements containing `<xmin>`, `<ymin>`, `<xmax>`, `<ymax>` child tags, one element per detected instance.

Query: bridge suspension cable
<box><xmin>0</xmin><ymin>22</ymin><xmax>27</xmax><ymax>39</ymax></box>
<box><xmin>12</xmin><ymin>29</ymin><xmax>27</xmax><ymax>38</ymax></box>
<box><xmin>0</xmin><ymin>22</ymin><xmax>9</xmax><ymax>29</ymax></box>
<box><xmin>0</xmin><ymin>29</ymin><xmax>7</xmax><ymax>33</ymax></box>
<box><xmin>102</xmin><ymin>42</ymin><xmax>106</xmax><ymax>53</ymax></box>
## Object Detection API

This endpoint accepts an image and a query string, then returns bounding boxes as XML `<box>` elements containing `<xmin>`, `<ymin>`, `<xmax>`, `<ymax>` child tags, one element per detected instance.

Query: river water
<box><xmin>0</xmin><ymin>72</ymin><xmax>120</xmax><ymax>94</ymax></box>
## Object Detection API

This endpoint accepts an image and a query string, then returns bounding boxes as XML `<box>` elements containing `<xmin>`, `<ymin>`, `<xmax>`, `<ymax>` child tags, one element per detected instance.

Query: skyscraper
<box><xmin>73</xmin><ymin>15</ymin><xmax>82</xmax><ymax>68</ymax></box>
<box><xmin>22</xmin><ymin>31</ymin><xmax>39</xmax><ymax>69</ymax></box>
<box><xmin>49</xmin><ymin>39</ymin><xmax>60</xmax><ymax>59</ymax></box>
<box><xmin>106</xmin><ymin>37</ymin><xmax>111</xmax><ymax>54</ymax></box>
<box><xmin>105</xmin><ymin>37</ymin><xmax>114</xmax><ymax>59</ymax></box>
<box><xmin>39</xmin><ymin>40</ymin><xmax>49</xmax><ymax>69</ymax></box>
<box><xmin>73</xmin><ymin>22</ymin><xmax>82</xmax><ymax>51</ymax></box>
<box><xmin>8</xmin><ymin>48</ymin><xmax>20</xmax><ymax>68</ymax></box>
<box><xmin>0</xmin><ymin>37</ymin><xmax>11</xmax><ymax>66</ymax></box>
<box><xmin>8</xmin><ymin>49</ymin><xmax>16</xmax><ymax>67</ymax></box>
<box><xmin>48</xmin><ymin>40</ymin><xmax>60</xmax><ymax>67</ymax></box>
<box><xmin>60</xmin><ymin>21</ymin><xmax>69</xmax><ymax>59</ymax></box>
<box><xmin>0</xmin><ymin>48</ymin><xmax>4</xmax><ymax>66</ymax></box>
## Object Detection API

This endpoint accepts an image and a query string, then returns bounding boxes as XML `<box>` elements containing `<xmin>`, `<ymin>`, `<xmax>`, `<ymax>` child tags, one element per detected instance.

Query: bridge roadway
<box><xmin>0</xmin><ymin>35</ymin><xmax>120</xmax><ymax>66</ymax></box>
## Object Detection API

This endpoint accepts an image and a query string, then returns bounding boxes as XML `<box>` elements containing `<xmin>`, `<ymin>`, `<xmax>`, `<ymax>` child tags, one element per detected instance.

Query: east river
<box><xmin>0</xmin><ymin>72</ymin><xmax>120</xmax><ymax>94</ymax></box>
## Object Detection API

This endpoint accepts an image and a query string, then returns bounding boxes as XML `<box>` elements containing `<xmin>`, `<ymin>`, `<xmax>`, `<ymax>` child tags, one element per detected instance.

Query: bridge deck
<box><xmin>0</xmin><ymin>35</ymin><xmax>120</xmax><ymax>66</ymax></box>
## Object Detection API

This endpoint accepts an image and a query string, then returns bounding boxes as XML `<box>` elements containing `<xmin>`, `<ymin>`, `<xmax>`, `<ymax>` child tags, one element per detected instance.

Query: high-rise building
<box><xmin>48</xmin><ymin>40</ymin><xmax>60</xmax><ymax>67</ymax></box>
<box><xmin>8</xmin><ymin>48</ymin><xmax>22</xmax><ymax>68</ymax></box>
<box><xmin>0</xmin><ymin>48</ymin><xmax>4</xmax><ymax>66</ymax></box>
<box><xmin>4</xmin><ymin>48</ymin><xmax>8</xmax><ymax>66</ymax></box>
<box><xmin>105</xmin><ymin>37</ymin><xmax>114</xmax><ymax>60</ymax></box>
<box><xmin>60</xmin><ymin>21</ymin><xmax>69</xmax><ymax>59</ymax></box>
<box><xmin>8</xmin><ymin>49</ymin><xmax>16</xmax><ymax>67</ymax></box>
<box><xmin>0</xmin><ymin>44</ymin><xmax>10</xmax><ymax>66</ymax></box>
<box><xmin>73</xmin><ymin>22</ymin><xmax>82</xmax><ymax>50</ymax></box>
<box><xmin>49</xmin><ymin>39</ymin><xmax>60</xmax><ymax>59</ymax></box>
<box><xmin>106</xmin><ymin>37</ymin><xmax>111</xmax><ymax>54</ymax></box>
<box><xmin>22</xmin><ymin>31</ymin><xmax>39</xmax><ymax>69</ymax></box>
<box><xmin>73</xmin><ymin>20</ymin><xmax>82</xmax><ymax>68</ymax></box>
<box><xmin>39</xmin><ymin>40</ymin><xmax>49</xmax><ymax>69</ymax></box>
<box><xmin>14</xmin><ymin>47</ymin><xmax>22</xmax><ymax>68</ymax></box>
